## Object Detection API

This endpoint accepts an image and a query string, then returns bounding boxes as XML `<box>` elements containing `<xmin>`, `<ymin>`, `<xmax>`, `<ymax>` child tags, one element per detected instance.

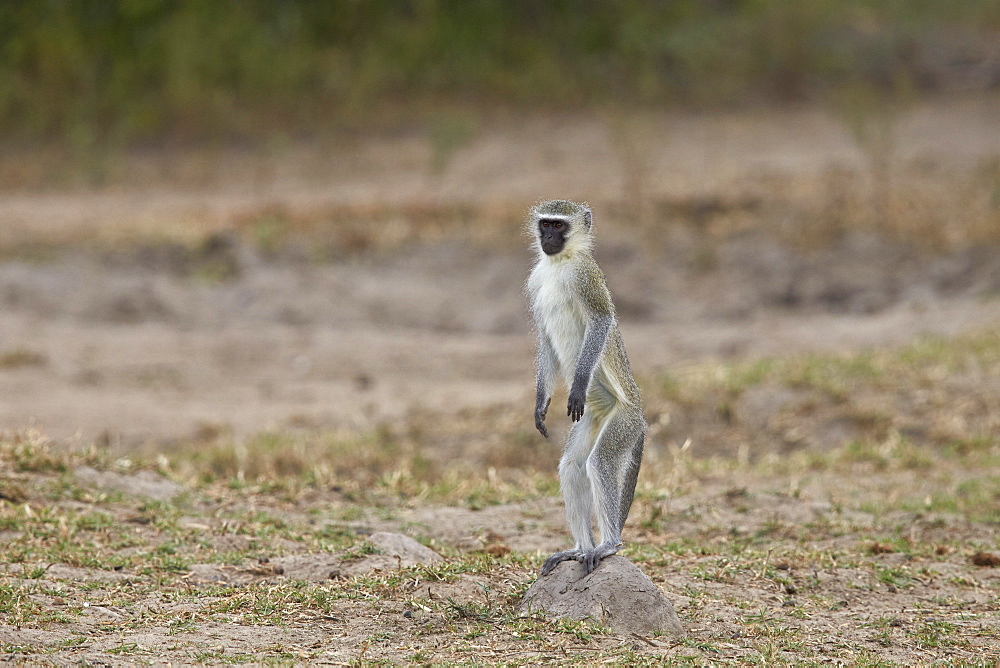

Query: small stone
<box><xmin>366</xmin><ymin>532</ymin><xmax>443</xmax><ymax>566</ymax></box>
<box><xmin>272</xmin><ymin>532</ymin><xmax>443</xmax><ymax>581</ymax></box>
<box><xmin>74</xmin><ymin>466</ymin><xmax>184</xmax><ymax>501</ymax></box>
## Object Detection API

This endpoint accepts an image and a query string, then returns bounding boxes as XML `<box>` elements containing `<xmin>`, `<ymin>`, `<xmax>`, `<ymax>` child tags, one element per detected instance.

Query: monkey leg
<box><xmin>541</xmin><ymin>415</ymin><xmax>597</xmax><ymax>576</ymax></box>
<box><xmin>580</xmin><ymin>411</ymin><xmax>645</xmax><ymax>575</ymax></box>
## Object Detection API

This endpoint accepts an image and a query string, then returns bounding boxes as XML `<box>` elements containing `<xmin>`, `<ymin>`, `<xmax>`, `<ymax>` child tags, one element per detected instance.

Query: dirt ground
<box><xmin>2</xmin><ymin>441</ymin><xmax>1000</xmax><ymax>664</ymax></box>
<box><xmin>2</xmin><ymin>93</ymin><xmax>1000</xmax><ymax>664</ymax></box>
<box><xmin>2</xmin><ymin>93</ymin><xmax>999</xmax><ymax>448</ymax></box>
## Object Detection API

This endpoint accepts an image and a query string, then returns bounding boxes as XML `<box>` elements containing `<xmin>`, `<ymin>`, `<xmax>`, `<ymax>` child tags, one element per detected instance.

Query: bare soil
<box><xmin>2</xmin><ymin>93</ymin><xmax>1000</xmax><ymax>664</ymax></box>
<box><xmin>2</xmin><ymin>455</ymin><xmax>999</xmax><ymax>664</ymax></box>
<box><xmin>3</xmin><ymin>94</ymin><xmax>1000</xmax><ymax>449</ymax></box>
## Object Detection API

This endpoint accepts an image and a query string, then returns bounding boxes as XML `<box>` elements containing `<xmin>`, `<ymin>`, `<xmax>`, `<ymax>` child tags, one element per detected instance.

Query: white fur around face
<box><xmin>528</xmin><ymin>218</ymin><xmax>593</xmax><ymax>264</ymax></box>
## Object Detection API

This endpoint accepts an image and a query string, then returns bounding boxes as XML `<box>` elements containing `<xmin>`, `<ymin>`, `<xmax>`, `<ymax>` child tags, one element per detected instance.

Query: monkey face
<box><xmin>530</xmin><ymin>200</ymin><xmax>592</xmax><ymax>258</ymax></box>
<box><xmin>538</xmin><ymin>217</ymin><xmax>570</xmax><ymax>255</ymax></box>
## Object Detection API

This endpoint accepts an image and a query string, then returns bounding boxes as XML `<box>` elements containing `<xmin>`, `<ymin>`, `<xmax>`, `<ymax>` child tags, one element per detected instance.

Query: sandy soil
<box><xmin>2</xmin><ymin>94</ymin><xmax>999</xmax><ymax>449</ymax></box>
<box><xmin>1</xmin><ymin>95</ymin><xmax>999</xmax><ymax>664</ymax></box>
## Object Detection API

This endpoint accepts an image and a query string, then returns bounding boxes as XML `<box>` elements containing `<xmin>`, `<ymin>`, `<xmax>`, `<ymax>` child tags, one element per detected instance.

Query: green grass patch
<box><xmin>3</xmin><ymin>1</ymin><xmax>998</xmax><ymax>151</ymax></box>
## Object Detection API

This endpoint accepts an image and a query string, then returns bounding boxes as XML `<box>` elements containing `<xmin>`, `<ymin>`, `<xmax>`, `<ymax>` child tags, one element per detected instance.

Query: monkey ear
<box><xmin>583</xmin><ymin>208</ymin><xmax>593</xmax><ymax>229</ymax></box>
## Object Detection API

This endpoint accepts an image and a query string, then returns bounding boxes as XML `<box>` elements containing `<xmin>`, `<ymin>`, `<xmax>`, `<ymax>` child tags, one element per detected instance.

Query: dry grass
<box><xmin>641</xmin><ymin>330</ymin><xmax>1000</xmax><ymax>467</ymax></box>
<box><xmin>3</xmin><ymin>330</ymin><xmax>998</xmax><ymax>663</ymax></box>
<box><xmin>3</xmin><ymin>100</ymin><xmax>998</xmax><ymax>262</ymax></box>
<box><xmin>12</xmin><ymin>153</ymin><xmax>1000</xmax><ymax>256</ymax></box>
<box><xmin>137</xmin><ymin>330</ymin><xmax>1000</xmax><ymax>515</ymax></box>
<box><xmin>0</xmin><ymin>348</ymin><xmax>48</xmax><ymax>370</ymax></box>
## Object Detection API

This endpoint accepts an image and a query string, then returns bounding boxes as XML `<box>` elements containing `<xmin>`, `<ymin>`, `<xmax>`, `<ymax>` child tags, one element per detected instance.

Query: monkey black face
<box><xmin>538</xmin><ymin>218</ymin><xmax>570</xmax><ymax>255</ymax></box>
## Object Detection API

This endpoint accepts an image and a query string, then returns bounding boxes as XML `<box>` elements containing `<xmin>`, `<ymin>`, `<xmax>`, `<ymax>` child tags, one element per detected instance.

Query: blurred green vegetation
<box><xmin>1</xmin><ymin>0</ymin><xmax>997</xmax><ymax>146</ymax></box>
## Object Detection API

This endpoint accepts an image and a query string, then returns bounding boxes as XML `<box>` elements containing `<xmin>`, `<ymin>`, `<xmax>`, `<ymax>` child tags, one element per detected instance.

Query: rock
<box><xmin>366</xmin><ymin>532</ymin><xmax>443</xmax><ymax>566</ymax></box>
<box><xmin>272</xmin><ymin>533</ymin><xmax>443</xmax><ymax>581</ymax></box>
<box><xmin>270</xmin><ymin>553</ymin><xmax>345</xmax><ymax>582</ymax></box>
<box><xmin>74</xmin><ymin>466</ymin><xmax>184</xmax><ymax>501</ymax></box>
<box><xmin>81</xmin><ymin>604</ymin><xmax>123</xmax><ymax>621</ymax></box>
<box><xmin>334</xmin><ymin>532</ymin><xmax>444</xmax><ymax>576</ymax></box>
<box><xmin>184</xmin><ymin>563</ymin><xmax>260</xmax><ymax>586</ymax></box>
<box><xmin>516</xmin><ymin>555</ymin><xmax>683</xmax><ymax>637</ymax></box>
<box><xmin>31</xmin><ymin>563</ymin><xmax>132</xmax><ymax>583</ymax></box>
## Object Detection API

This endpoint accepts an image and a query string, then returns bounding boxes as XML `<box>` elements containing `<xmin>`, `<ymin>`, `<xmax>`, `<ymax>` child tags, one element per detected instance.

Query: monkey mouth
<box><xmin>541</xmin><ymin>242</ymin><xmax>562</xmax><ymax>255</ymax></box>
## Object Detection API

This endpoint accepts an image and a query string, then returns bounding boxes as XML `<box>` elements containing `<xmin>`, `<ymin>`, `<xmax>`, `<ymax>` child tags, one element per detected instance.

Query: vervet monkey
<box><xmin>526</xmin><ymin>200</ymin><xmax>646</xmax><ymax>575</ymax></box>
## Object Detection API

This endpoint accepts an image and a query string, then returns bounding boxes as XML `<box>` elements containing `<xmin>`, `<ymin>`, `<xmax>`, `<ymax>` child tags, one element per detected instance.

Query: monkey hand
<box><xmin>534</xmin><ymin>397</ymin><xmax>551</xmax><ymax>438</ymax></box>
<box><xmin>567</xmin><ymin>387</ymin><xmax>586</xmax><ymax>422</ymax></box>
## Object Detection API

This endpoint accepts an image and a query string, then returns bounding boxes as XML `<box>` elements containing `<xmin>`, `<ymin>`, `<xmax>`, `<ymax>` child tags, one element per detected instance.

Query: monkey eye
<box><xmin>553</xmin><ymin>222</ymin><xmax>563</xmax><ymax>229</ymax></box>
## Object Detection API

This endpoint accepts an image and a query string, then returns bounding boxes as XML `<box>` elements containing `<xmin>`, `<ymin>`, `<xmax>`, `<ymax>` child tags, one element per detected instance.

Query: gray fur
<box><xmin>534</xmin><ymin>333</ymin><xmax>557</xmax><ymax>438</ymax></box>
<box><xmin>525</xmin><ymin>200</ymin><xmax>647</xmax><ymax>576</ymax></box>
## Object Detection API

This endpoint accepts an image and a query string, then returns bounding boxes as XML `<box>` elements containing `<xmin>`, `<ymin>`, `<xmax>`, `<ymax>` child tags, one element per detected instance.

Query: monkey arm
<box><xmin>567</xmin><ymin>314</ymin><xmax>613</xmax><ymax>422</ymax></box>
<box><xmin>534</xmin><ymin>332</ymin><xmax>558</xmax><ymax>438</ymax></box>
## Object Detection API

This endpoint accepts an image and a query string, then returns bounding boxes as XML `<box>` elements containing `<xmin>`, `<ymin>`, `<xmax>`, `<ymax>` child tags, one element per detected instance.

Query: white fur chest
<box><xmin>529</xmin><ymin>258</ymin><xmax>586</xmax><ymax>379</ymax></box>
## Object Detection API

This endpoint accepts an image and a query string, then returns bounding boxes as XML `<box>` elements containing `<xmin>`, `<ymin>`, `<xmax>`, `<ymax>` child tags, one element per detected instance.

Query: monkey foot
<box><xmin>540</xmin><ymin>542</ymin><xmax>622</xmax><ymax>576</ymax></box>
<box><xmin>580</xmin><ymin>542</ymin><xmax>622</xmax><ymax>574</ymax></box>
<box><xmin>540</xmin><ymin>549</ymin><xmax>582</xmax><ymax>576</ymax></box>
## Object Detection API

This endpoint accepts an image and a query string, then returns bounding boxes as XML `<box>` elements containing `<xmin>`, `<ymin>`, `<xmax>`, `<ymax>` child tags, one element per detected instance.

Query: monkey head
<box><xmin>530</xmin><ymin>200</ymin><xmax>593</xmax><ymax>258</ymax></box>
